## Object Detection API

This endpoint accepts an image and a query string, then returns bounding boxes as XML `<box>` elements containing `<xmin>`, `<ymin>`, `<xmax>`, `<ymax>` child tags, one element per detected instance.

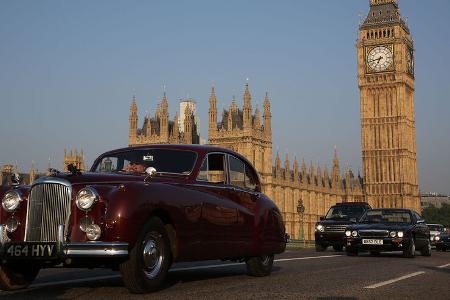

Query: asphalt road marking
<box><xmin>364</xmin><ymin>271</ymin><xmax>425</xmax><ymax>289</ymax></box>
<box><xmin>437</xmin><ymin>263</ymin><xmax>450</xmax><ymax>268</ymax></box>
<box><xmin>27</xmin><ymin>254</ymin><xmax>343</xmax><ymax>289</ymax></box>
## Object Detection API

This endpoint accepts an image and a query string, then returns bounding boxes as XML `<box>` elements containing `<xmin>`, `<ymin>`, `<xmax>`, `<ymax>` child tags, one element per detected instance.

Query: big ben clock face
<box><xmin>366</xmin><ymin>45</ymin><xmax>394</xmax><ymax>73</ymax></box>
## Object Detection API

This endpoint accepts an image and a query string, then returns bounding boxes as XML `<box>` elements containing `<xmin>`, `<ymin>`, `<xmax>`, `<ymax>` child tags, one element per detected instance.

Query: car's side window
<box><xmin>244</xmin><ymin>163</ymin><xmax>258</xmax><ymax>191</ymax></box>
<box><xmin>228</xmin><ymin>155</ymin><xmax>258</xmax><ymax>191</ymax></box>
<box><xmin>229</xmin><ymin>156</ymin><xmax>245</xmax><ymax>188</ymax></box>
<box><xmin>197</xmin><ymin>153</ymin><xmax>226</xmax><ymax>184</ymax></box>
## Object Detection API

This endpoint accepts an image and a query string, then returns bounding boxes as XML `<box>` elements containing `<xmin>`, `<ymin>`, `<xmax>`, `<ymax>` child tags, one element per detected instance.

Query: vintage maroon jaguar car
<box><xmin>0</xmin><ymin>145</ymin><xmax>286</xmax><ymax>293</ymax></box>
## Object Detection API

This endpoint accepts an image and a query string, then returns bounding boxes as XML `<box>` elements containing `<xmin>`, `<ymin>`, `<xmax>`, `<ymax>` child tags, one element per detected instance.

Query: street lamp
<box><xmin>297</xmin><ymin>198</ymin><xmax>305</xmax><ymax>247</ymax></box>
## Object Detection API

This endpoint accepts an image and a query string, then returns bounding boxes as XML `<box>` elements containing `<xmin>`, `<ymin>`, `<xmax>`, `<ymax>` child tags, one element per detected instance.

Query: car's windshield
<box><xmin>428</xmin><ymin>225</ymin><xmax>444</xmax><ymax>232</ymax></box>
<box><xmin>325</xmin><ymin>205</ymin><xmax>367</xmax><ymax>220</ymax></box>
<box><xmin>360</xmin><ymin>210</ymin><xmax>412</xmax><ymax>224</ymax></box>
<box><xmin>92</xmin><ymin>149</ymin><xmax>197</xmax><ymax>175</ymax></box>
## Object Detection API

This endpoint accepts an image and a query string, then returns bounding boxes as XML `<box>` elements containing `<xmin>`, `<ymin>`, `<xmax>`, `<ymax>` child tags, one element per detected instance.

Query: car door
<box><xmin>191</xmin><ymin>152</ymin><xmax>241</xmax><ymax>259</ymax></box>
<box><xmin>223</xmin><ymin>154</ymin><xmax>260</xmax><ymax>256</ymax></box>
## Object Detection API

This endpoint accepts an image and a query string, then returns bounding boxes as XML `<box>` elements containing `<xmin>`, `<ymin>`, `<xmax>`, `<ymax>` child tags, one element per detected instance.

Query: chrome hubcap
<box><xmin>142</xmin><ymin>237</ymin><xmax>163</xmax><ymax>279</ymax></box>
<box><xmin>261</xmin><ymin>255</ymin><xmax>271</xmax><ymax>266</ymax></box>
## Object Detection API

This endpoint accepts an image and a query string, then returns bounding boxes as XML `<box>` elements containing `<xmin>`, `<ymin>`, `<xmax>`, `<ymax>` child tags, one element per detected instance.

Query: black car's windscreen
<box><xmin>93</xmin><ymin>149</ymin><xmax>197</xmax><ymax>174</ymax></box>
<box><xmin>325</xmin><ymin>206</ymin><xmax>367</xmax><ymax>220</ymax></box>
<box><xmin>360</xmin><ymin>210</ymin><xmax>412</xmax><ymax>224</ymax></box>
<box><xmin>428</xmin><ymin>225</ymin><xmax>444</xmax><ymax>232</ymax></box>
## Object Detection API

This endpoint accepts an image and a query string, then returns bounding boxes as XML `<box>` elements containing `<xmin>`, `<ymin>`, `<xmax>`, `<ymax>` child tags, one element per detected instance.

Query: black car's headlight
<box><xmin>316</xmin><ymin>224</ymin><xmax>325</xmax><ymax>232</ymax></box>
<box><xmin>397</xmin><ymin>231</ymin><xmax>404</xmax><ymax>238</ymax></box>
<box><xmin>390</xmin><ymin>231</ymin><xmax>397</xmax><ymax>238</ymax></box>
<box><xmin>435</xmin><ymin>236</ymin><xmax>440</xmax><ymax>241</ymax></box>
<box><xmin>351</xmin><ymin>230</ymin><xmax>358</xmax><ymax>237</ymax></box>
<box><xmin>1</xmin><ymin>190</ymin><xmax>22</xmax><ymax>212</ymax></box>
<box><xmin>75</xmin><ymin>187</ymin><xmax>99</xmax><ymax>211</ymax></box>
<box><xmin>345</xmin><ymin>230</ymin><xmax>352</xmax><ymax>237</ymax></box>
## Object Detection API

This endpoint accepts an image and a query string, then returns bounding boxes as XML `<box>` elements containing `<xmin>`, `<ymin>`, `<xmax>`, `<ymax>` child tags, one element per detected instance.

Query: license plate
<box><xmin>5</xmin><ymin>243</ymin><xmax>57</xmax><ymax>258</ymax></box>
<box><xmin>362</xmin><ymin>239</ymin><xmax>383</xmax><ymax>245</ymax></box>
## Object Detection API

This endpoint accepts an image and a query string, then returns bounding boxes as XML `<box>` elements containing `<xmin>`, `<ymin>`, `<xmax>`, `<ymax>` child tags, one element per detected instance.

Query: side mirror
<box><xmin>319</xmin><ymin>216</ymin><xmax>325</xmax><ymax>221</ymax></box>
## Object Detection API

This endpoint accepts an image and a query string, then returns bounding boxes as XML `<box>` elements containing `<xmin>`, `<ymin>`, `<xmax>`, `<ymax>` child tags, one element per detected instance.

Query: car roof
<box><xmin>333</xmin><ymin>202</ymin><xmax>370</xmax><ymax>206</ymax></box>
<box><xmin>367</xmin><ymin>208</ymin><xmax>413</xmax><ymax>213</ymax></box>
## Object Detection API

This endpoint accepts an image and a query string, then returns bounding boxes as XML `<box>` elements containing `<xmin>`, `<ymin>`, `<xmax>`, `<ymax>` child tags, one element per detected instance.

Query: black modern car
<box><xmin>345</xmin><ymin>208</ymin><xmax>431</xmax><ymax>258</ymax></box>
<box><xmin>427</xmin><ymin>223</ymin><xmax>445</xmax><ymax>247</ymax></box>
<box><xmin>315</xmin><ymin>202</ymin><xmax>371</xmax><ymax>252</ymax></box>
<box><xmin>435</xmin><ymin>231</ymin><xmax>450</xmax><ymax>251</ymax></box>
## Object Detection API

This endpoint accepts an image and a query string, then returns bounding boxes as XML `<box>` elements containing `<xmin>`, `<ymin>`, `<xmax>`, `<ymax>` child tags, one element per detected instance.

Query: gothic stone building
<box><xmin>357</xmin><ymin>0</ymin><xmax>420</xmax><ymax>212</ymax></box>
<box><xmin>128</xmin><ymin>93</ymin><xmax>200</xmax><ymax>146</ymax></box>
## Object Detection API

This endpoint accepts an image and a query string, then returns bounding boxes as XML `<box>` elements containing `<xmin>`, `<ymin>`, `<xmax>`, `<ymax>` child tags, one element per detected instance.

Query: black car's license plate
<box><xmin>5</xmin><ymin>243</ymin><xmax>57</xmax><ymax>258</ymax></box>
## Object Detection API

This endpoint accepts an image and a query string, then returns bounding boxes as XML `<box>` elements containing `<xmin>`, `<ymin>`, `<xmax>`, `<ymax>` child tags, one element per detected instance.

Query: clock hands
<box><xmin>368</xmin><ymin>56</ymin><xmax>384</xmax><ymax>64</ymax></box>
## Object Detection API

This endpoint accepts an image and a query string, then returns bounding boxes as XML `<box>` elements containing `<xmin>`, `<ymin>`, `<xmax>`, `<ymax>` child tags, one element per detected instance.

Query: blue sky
<box><xmin>1</xmin><ymin>0</ymin><xmax>449</xmax><ymax>194</ymax></box>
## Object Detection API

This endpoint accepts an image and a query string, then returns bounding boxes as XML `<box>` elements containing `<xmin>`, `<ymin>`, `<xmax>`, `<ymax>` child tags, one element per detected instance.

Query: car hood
<box><xmin>317</xmin><ymin>219</ymin><xmax>357</xmax><ymax>226</ymax></box>
<box><xmin>348</xmin><ymin>223</ymin><xmax>412</xmax><ymax>231</ymax></box>
<box><xmin>35</xmin><ymin>172</ymin><xmax>186</xmax><ymax>186</ymax></box>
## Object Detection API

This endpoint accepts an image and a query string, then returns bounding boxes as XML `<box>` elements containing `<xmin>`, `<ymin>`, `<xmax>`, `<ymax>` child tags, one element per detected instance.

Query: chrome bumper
<box><xmin>0</xmin><ymin>224</ymin><xmax>128</xmax><ymax>259</ymax></box>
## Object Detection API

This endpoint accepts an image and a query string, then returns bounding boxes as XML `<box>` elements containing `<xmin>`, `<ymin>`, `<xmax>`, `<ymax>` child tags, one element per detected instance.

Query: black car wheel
<box><xmin>346</xmin><ymin>247</ymin><xmax>358</xmax><ymax>256</ymax></box>
<box><xmin>403</xmin><ymin>238</ymin><xmax>416</xmax><ymax>258</ymax></box>
<box><xmin>315</xmin><ymin>244</ymin><xmax>327</xmax><ymax>252</ymax></box>
<box><xmin>0</xmin><ymin>263</ymin><xmax>40</xmax><ymax>291</ymax></box>
<box><xmin>420</xmin><ymin>240</ymin><xmax>432</xmax><ymax>257</ymax></box>
<box><xmin>120</xmin><ymin>217</ymin><xmax>171</xmax><ymax>293</ymax></box>
<box><xmin>333</xmin><ymin>245</ymin><xmax>343</xmax><ymax>252</ymax></box>
<box><xmin>246</xmin><ymin>254</ymin><xmax>274</xmax><ymax>277</ymax></box>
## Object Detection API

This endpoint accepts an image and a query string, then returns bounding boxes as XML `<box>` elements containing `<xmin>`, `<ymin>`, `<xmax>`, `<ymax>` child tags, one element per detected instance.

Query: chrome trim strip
<box><xmin>65</xmin><ymin>242</ymin><xmax>129</xmax><ymax>257</ymax></box>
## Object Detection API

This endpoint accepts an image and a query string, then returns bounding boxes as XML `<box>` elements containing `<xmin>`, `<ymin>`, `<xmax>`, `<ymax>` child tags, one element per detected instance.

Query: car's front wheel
<box><xmin>403</xmin><ymin>237</ymin><xmax>416</xmax><ymax>258</ymax></box>
<box><xmin>420</xmin><ymin>239</ymin><xmax>432</xmax><ymax>257</ymax></box>
<box><xmin>120</xmin><ymin>217</ymin><xmax>171</xmax><ymax>293</ymax></box>
<box><xmin>246</xmin><ymin>254</ymin><xmax>274</xmax><ymax>277</ymax></box>
<box><xmin>0</xmin><ymin>263</ymin><xmax>40</xmax><ymax>291</ymax></box>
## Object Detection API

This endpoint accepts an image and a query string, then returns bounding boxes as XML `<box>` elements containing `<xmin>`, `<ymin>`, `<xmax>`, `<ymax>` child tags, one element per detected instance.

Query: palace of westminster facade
<box><xmin>1</xmin><ymin>0</ymin><xmax>420</xmax><ymax>241</ymax></box>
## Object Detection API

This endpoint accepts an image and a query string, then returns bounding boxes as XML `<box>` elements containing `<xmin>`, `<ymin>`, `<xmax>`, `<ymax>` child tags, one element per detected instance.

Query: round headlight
<box><xmin>390</xmin><ymin>231</ymin><xmax>397</xmax><ymax>238</ymax></box>
<box><xmin>435</xmin><ymin>236</ymin><xmax>440</xmax><ymax>241</ymax></box>
<box><xmin>316</xmin><ymin>224</ymin><xmax>325</xmax><ymax>232</ymax></box>
<box><xmin>2</xmin><ymin>190</ymin><xmax>22</xmax><ymax>212</ymax></box>
<box><xmin>76</xmin><ymin>187</ymin><xmax>99</xmax><ymax>211</ymax></box>
<box><xmin>351</xmin><ymin>230</ymin><xmax>358</xmax><ymax>237</ymax></box>
<box><xmin>397</xmin><ymin>231</ymin><xmax>404</xmax><ymax>238</ymax></box>
<box><xmin>86</xmin><ymin>224</ymin><xmax>101</xmax><ymax>241</ymax></box>
<box><xmin>345</xmin><ymin>230</ymin><xmax>352</xmax><ymax>237</ymax></box>
<box><xmin>6</xmin><ymin>217</ymin><xmax>19</xmax><ymax>233</ymax></box>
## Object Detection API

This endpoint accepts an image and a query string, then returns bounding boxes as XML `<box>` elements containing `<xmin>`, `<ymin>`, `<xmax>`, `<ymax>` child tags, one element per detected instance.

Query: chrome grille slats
<box><xmin>324</xmin><ymin>225</ymin><xmax>347</xmax><ymax>233</ymax></box>
<box><xmin>358</xmin><ymin>230</ymin><xmax>389</xmax><ymax>238</ymax></box>
<box><xmin>25</xmin><ymin>181</ymin><xmax>71</xmax><ymax>242</ymax></box>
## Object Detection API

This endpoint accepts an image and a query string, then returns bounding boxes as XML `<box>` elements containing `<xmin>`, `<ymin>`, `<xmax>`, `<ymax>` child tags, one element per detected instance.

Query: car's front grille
<box><xmin>358</xmin><ymin>230</ymin><xmax>389</xmax><ymax>238</ymax></box>
<box><xmin>324</xmin><ymin>225</ymin><xmax>347</xmax><ymax>233</ymax></box>
<box><xmin>25</xmin><ymin>182</ymin><xmax>71</xmax><ymax>242</ymax></box>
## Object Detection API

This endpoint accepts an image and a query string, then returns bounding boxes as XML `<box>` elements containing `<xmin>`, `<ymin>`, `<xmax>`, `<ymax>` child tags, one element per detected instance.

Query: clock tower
<box><xmin>357</xmin><ymin>0</ymin><xmax>420</xmax><ymax>211</ymax></box>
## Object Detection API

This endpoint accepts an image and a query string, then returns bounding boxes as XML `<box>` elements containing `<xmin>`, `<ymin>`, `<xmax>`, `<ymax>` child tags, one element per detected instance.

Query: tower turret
<box><xmin>263</xmin><ymin>92</ymin><xmax>272</xmax><ymax>138</ymax></box>
<box><xmin>128</xmin><ymin>95</ymin><xmax>138</xmax><ymax>146</ymax></box>
<box><xmin>208</xmin><ymin>86</ymin><xmax>217</xmax><ymax>135</ymax></box>
<box><xmin>243</xmin><ymin>83</ymin><xmax>252</xmax><ymax>130</ymax></box>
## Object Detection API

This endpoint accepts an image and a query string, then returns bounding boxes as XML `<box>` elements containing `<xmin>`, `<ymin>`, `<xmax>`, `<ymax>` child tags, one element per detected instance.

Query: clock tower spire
<box><xmin>357</xmin><ymin>1</ymin><xmax>420</xmax><ymax>211</ymax></box>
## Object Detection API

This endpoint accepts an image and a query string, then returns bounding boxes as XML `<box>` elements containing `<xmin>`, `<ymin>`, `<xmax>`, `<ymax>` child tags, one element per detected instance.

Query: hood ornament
<box><xmin>10</xmin><ymin>173</ymin><xmax>21</xmax><ymax>187</ymax></box>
